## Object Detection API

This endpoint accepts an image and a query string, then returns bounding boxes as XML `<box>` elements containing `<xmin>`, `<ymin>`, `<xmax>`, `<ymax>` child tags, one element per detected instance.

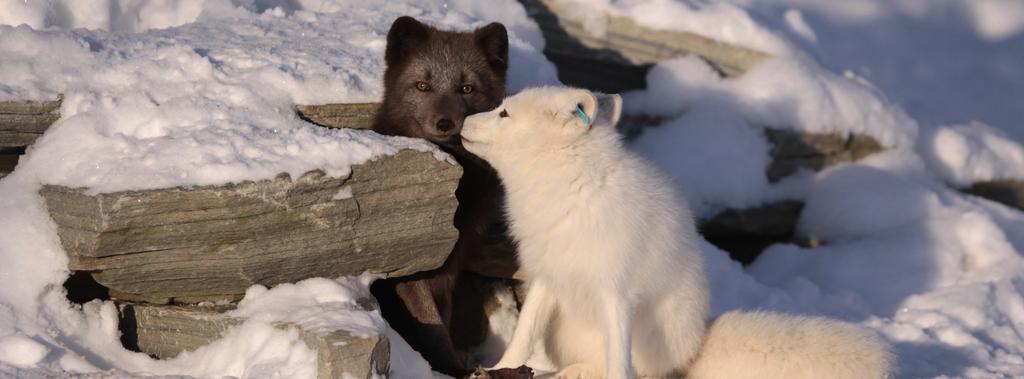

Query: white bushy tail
<box><xmin>686</xmin><ymin>311</ymin><xmax>894</xmax><ymax>379</ymax></box>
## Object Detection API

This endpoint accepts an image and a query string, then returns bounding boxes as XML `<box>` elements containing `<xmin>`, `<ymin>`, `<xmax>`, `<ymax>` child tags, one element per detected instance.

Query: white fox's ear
<box><xmin>567</xmin><ymin>90</ymin><xmax>621</xmax><ymax>130</ymax></box>
<box><xmin>594</xmin><ymin>93</ymin><xmax>622</xmax><ymax>128</ymax></box>
<box><xmin>568</xmin><ymin>89</ymin><xmax>598</xmax><ymax>129</ymax></box>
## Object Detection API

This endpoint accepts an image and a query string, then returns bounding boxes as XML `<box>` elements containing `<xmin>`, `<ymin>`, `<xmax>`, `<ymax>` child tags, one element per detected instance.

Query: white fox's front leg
<box><xmin>603</xmin><ymin>293</ymin><xmax>635</xmax><ymax>379</ymax></box>
<box><xmin>492</xmin><ymin>280</ymin><xmax>557</xmax><ymax>369</ymax></box>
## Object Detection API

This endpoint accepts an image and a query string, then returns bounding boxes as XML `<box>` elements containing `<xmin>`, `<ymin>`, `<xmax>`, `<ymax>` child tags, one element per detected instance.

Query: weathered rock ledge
<box><xmin>43</xmin><ymin>149</ymin><xmax>461</xmax><ymax>304</ymax></box>
<box><xmin>0</xmin><ymin>97</ymin><xmax>61</xmax><ymax>148</ymax></box>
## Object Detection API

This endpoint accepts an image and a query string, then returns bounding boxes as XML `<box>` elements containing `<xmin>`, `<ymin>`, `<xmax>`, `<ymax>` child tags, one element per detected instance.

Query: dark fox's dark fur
<box><xmin>369</xmin><ymin>16</ymin><xmax>508</xmax><ymax>376</ymax></box>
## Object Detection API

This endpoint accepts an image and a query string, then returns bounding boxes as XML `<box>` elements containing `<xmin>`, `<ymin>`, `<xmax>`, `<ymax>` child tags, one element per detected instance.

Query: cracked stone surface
<box><xmin>0</xmin><ymin>98</ymin><xmax>61</xmax><ymax>148</ymax></box>
<box><xmin>43</xmin><ymin>150</ymin><xmax>461</xmax><ymax>304</ymax></box>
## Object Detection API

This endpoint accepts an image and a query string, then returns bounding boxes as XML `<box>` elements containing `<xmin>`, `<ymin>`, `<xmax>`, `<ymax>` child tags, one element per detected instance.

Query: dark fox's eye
<box><xmin>461</xmin><ymin>85</ymin><xmax>474</xmax><ymax>94</ymax></box>
<box><xmin>415</xmin><ymin>81</ymin><xmax>430</xmax><ymax>91</ymax></box>
<box><xmin>499</xmin><ymin>109</ymin><xmax>509</xmax><ymax>118</ymax></box>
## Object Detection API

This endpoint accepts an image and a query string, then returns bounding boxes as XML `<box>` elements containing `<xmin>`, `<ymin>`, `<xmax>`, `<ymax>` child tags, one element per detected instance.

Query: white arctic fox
<box><xmin>461</xmin><ymin>87</ymin><xmax>893</xmax><ymax>379</ymax></box>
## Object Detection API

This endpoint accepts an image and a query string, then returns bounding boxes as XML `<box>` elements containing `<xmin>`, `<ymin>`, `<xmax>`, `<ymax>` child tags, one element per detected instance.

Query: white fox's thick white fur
<box><xmin>462</xmin><ymin>87</ymin><xmax>893</xmax><ymax>379</ymax></box>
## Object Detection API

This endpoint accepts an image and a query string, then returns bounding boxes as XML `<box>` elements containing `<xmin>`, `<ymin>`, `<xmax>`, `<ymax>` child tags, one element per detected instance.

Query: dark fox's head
<box><xmin>374</xmin><ymin>16</ymin><xmax>509</xmax><ymax>151</ymax></box>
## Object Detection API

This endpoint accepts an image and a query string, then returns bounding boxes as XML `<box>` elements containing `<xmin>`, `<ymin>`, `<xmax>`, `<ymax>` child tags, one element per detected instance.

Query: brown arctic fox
<box><xmin>368</xmin><ymin>16</ymin><xmax>509</xmax><ymax>376</ymax></box>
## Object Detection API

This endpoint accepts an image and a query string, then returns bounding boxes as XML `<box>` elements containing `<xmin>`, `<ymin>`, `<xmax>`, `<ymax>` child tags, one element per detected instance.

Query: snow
<box><xmin>0</xmin><ymin>334</ymin><xmax>49</xmax><ymax>368</ymax></box>
<box><xmin>746</xmin><ymin>0</ymin><xmax>1024</xmax><ymax>144</ymax></box>
<box><xmin>919</xmin><ymin>122</ymin><xmax>1024</xmax><ymax>187</ymax></box>
<box><xmin>0</xmin><ymin>0</ymin><xmax>558</xmax><ymax>194</ymax></box>
<box><xmin>158</xmin><ymin>320</ymin><xmax>320</xmax><ymax>379</ymax></box>
<box><xmin>0</xmin><ymin>0</ymin><xmax>206</xmax><ymax>32</ymax></box>
<box><xmin>0</xmin><ymin>0</ymin><xmax>556</xmax><ymax>377</ymax></box>
<box><xmin>782</xmin><ymin>9</ymin><xmax>816</xmax><ymax>43</ymax></box>
<box><xmin>564</xmin><ymin>0</ymin><xmax>792</xmax><ymax>54</ymax></box>
<box><xmin>627</xmin><ymin>54</ymin><xmax>919</xmax><ymax>149</ymax></box>
<box><xmin>231</xmin><ymin>275</ymin><xmax>386</xmax><ymax>339</ymax></box>
<box><xmin>631</xmin><ymin>100</ymin><xmax>776</xmax><ymax>217</ymax></box>
<box><xmin>2</xmin><ymin>0</ymin><xmax>1024</xmax><ymax>378</ymax></box>
<box><xmin>608</xmin><ymin>0</ymin><xmax>1024</xmax><ymax>377</ymax></box>
<box><xmin>627</xmin><ymin>53</ymin><xmax>917</xmax><ymax>216</ymax></box>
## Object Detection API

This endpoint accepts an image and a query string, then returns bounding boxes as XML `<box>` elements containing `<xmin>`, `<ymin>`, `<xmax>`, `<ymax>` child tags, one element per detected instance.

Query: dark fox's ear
<box><xmin>386</xmin><ymin>16</ymin><xmax>430</xmax><ymax>67</ymax></box>
<box><xmin>475</xmin><ymin>22</ymin><xmax>509</xmax><ymax>72</ymax></box>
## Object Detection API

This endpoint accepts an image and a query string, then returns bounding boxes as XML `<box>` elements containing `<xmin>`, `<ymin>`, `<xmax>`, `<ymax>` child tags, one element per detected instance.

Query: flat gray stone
<box><xmin>0</xmin><ymin>98</ymin><xmax>374</xmax><ymax>148</ymax></box>
<box><xmin>765</xmin><ymin>129</ymin><xmax>884</xmax><ymax>182</ymax></box>
<box><xmin>0</xmin><ymin>98</ymin><xmax>62</xmax><ymax>114</ymax></box>
<box><xmin>298</xmin><ymin>103</ymin><xmax>378</xmax><ymax>130</ymax></box>
<box><xmin>42</xmin><ymin>149</ymin><xmax>461</xmax><ymax>303</ymax></box>
<box><xmin>119</xmin><ymin>302</ymin><xmax>389</xmax><ymax>378</ymax></box>
<box><xmin>0</xmin><ymin>98</ymin><xmax>61</xmax><ymax>148</ymax></box>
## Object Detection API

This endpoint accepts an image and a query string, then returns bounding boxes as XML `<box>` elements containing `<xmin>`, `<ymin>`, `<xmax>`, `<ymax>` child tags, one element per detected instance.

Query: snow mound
<box><xmin>919</xmin><ymin>122</ymin><xmax>1024</xmax><ymax>187</ymax></box>
<box><xmin>0</xmin><ymin>334</ymin><xmax>49</xmax><ymax>368</ymax></box>
<box><xmin>616</xmin><ymin>1</ymin><xmax>1024</xmax><ymax>377</ymax></box>
<box><xmin>628</xmin><ymin>54</ymin><xmax>917</xmax><ymax>216</ymax></box>
<box><xmin>559</xmin><ymin>0</ymin><xmax>791</xmax><ymax>54</ymax></box>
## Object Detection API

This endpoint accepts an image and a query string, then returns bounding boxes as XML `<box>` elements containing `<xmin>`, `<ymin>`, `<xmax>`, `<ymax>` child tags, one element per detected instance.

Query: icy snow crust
<box><xmin>3</xmin><ymin>0</ymin><xmax>1024</xmax><ymax>378</ymax></box>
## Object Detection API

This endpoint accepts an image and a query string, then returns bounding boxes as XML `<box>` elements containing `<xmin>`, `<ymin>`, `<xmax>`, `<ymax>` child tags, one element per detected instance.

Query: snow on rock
<box><xmin>745</xmin><ymin>0</ymin><xmax>1024</xmax><ymax>144</ymax></box>
<box><xmin>0</xmin><ymin>0</ymin><xmax>556</xmax><ymax>378</ymax></box>
<box><xmin>704</xmin><ymin>160</ymin><xmax>1024</xmax><ymax>377</ymax></box>
<box><xmin>626</xmin><ymin>55</ymin><xmax>918</xmax><ymax>148</ymax></box>
<box><xmin>0</xmin><ymin>0</ymin><xmax>208</xmax><ymax>33</ymax></box>
<box><xmin>0</xmin><ymin>0</ymin><xmax>556</xmax><ymax>193</ymax></box>
<box><xmin>630</xmin><ymin>102</ymin><xmax>775</xmax><ymax>217</ymax></box>
<box><xmin>919</xmin><ymin>122</ymin><xmax>1024</xmax><ymax>187</ymax></box>
<box><xmin>229</xmin><ymin>274</ymin><xmax>436</xmax><ymax>378</ymax></box>
<box><xmin>609</xmin><ymin>1</ymin><xmax>1024</xmax><ymax>378</ymax></box>
<box><xmin>627</xmin><ymin>54</ymin><xmax>916</xmax><ymax>216</ymax></box>
<box><xmin>156</xmin><ymin>320</ymin><xmax>320</xmax><ymax>379</ymax></box>
<box><xmin>796</xmin><ymin>155</ymin><xmax>937</xmax><ymax>243</ymax></box>
<box><xmin>2</xmin><ymin>0</ymin><xmax>1024</xmax><ymax>378</ymax></box>
<box><xmin>232</xmin><ymin>275</ymin><xmax>386</xmax><ymax>339</ymax></box>
<box><xmin>557</xmin><ymin>0</ymin><xmax>792</xmax><ymax>54</ymax></box>
<box><xmin>574</xmin><ymin>0</ymin><xmax>1024</xmax><ymax>130</ymax></box>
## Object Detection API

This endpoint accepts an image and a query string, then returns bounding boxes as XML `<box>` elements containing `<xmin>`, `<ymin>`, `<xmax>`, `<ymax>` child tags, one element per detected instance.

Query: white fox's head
<box><xmin>461</xmin><ymin>87</ymin><xmax>622</xmax><ymax>168</ymax></box>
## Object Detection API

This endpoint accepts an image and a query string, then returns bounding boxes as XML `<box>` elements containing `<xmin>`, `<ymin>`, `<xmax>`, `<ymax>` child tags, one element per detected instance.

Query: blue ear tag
<box><xmin>574</xmin><ymin>104</ymin><xmax>591</xmax><ymax>125</ymax></box>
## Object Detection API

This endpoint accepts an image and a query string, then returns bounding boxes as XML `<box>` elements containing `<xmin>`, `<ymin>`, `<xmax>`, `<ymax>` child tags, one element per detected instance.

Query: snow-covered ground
<box><xmin>0</xmin><ymin>1</ymin><xmax>556</xmax><ymax>378</ymax></box>
<box><xmin>611</xmin><ymin>1</ymin><xmax>1024</xmax><ymax>377</ymax></box>
<box><xmin>1</xmin><ymin>0</ymin><xmax>1023</xmax><ymax>378</ymax></box>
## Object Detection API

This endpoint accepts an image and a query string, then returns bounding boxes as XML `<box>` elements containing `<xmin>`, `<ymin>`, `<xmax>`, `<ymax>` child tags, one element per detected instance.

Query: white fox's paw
<box><xmin>556</xmin><ymin>363</ymin><xmax>604</xmax><ymax>379</ymax></box>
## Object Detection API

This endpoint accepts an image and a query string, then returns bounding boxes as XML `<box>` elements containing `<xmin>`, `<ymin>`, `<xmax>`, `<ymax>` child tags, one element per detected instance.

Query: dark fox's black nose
<box><xmin>436</xmin><ymin>118</ymin><xmax>455</xmax><ymax>133</ymax></box>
